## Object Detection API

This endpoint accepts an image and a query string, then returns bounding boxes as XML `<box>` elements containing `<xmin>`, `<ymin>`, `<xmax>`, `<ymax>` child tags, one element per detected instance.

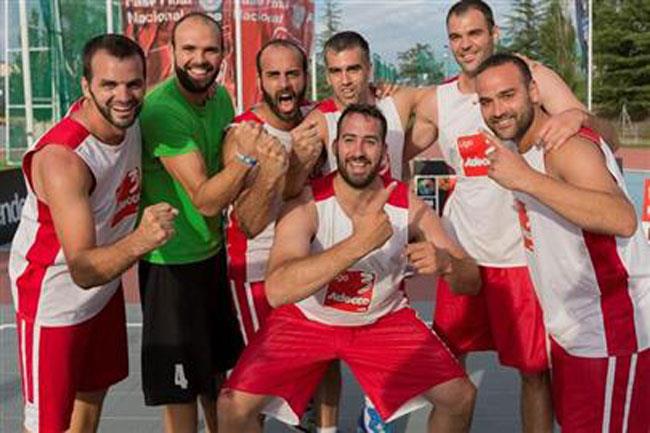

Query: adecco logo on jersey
<box><xmin>324</xmin><ymin>270</ymin><xmax>376</xmax><ymax>313</ymax></box>
<box><xmin>457</xmin><ymin>133</ymin><xmax>490</xmax><ymax>177</ymax></box>
<box><xmin>111</xmin><ymin>167</ymin><xmax>141</xmax><ymax>227</ymax></box>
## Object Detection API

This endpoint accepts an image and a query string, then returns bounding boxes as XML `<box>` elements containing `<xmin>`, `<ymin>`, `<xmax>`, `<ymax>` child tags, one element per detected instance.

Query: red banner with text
<box><xmin>121</xmin><ymin>0</ymin><xmax>313</xmax><ymax>111</ymax></box>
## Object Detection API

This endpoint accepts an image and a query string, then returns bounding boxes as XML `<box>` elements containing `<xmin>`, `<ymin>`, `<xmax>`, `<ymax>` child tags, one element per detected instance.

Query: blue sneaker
<box><xmin>357</xmin><ymin>400</ymin><xmax>395</xmax><ymax>433</ymax></box>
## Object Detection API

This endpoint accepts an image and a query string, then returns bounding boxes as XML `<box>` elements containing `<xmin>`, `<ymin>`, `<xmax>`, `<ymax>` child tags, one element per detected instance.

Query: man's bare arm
<box><xmin>408</xmin><ymin>192</ymin><xmax>480</xmax><ymax>294</ymax></box>
<box><xmin>231</xmin><ymin>133</ymin><xmax>288</xmax><ymax>238</ymax></box>
<box><xmin>160</xmin><ymin>124</ymin><xmax>260</xmax><ymax>217</ymax></box>
<box><xmin>32</xmin><ymin>146</ymin><xmax>176</xmax><ymax>289</ymax></box>
<box><xmin>485</xmin><ymin>132</ymin><xmax>636</xmax><ymax>237</ymax></box>
<box><xmin>530</xmin><ymin>59</ymin><xmax>620</xmax><ymax>150</ymax></box>
<box><xmin>266</xmin><ymin>184</ymin><xmax>396</xmax><ymax>307</ymax></box>
<box><xmin>407</xmin><ymin>86</ymin><xmax>440</xmax><ymax>161</ymax></box>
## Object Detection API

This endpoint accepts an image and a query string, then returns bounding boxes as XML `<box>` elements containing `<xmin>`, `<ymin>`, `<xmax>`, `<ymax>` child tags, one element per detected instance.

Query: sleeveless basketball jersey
<box><xmin>296</xmin><ymin>173</ymin><xmax>409</xmax><ymax>326</ymax></box>
<box><xmin>515</xmin><ymin>129</ymin><xmax>650</xmax><ymax>357</ymax></box>
<box><xmin>317</xmin><ymin>97</ymin><xmax>405</xmax><ymax>180</ymax></box>
<box><xmin>226</xmin><ymin>109</ymin><xmax>296</xmax><ymax>283</ymax></box>
<box><xmin>9</xmin><ymin>101</ymin><xmax>141</xmax><ymax>326</ymax></box>
<box><xmin>436</xmin><ymin>78</ymin><xmax>526</xmax><ymax>266</ymax></box>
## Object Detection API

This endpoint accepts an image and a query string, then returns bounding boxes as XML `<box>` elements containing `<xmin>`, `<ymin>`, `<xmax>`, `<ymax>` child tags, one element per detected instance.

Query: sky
<box><xmin>314</xmin><ymin>0</ymin><xmax>513</xmax><ymax>72</ymax></box>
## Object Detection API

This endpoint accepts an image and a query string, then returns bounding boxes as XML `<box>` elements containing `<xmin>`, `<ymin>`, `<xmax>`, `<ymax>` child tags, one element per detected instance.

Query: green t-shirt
<box><xmin>139</xmin><ymin>77</ymin><xmax>234</xmax><ymax>264</ymax></box>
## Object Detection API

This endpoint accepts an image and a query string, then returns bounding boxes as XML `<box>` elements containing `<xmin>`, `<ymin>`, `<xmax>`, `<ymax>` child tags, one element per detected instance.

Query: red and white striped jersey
<box><xmin>317</xmin><ymin>97</ymin><xmax>406</xmax><ymax>180</ymax></box>
<box><xmin>436</xmin><ymin>78</ymin><xmax>526</xmax><ymax>266</ymax></box>
<box><xmin>296</xmin><ymin>173</ymin><xmax>409</xmax><ymax>326</ymax></box>
<box><xmin>9</xmin><ymin>102</ymin><xmax>141</xmax><ymax>326</ymax></box>
<box><xmin>515</xmin><ymin>129</ymin><xmax>650</xmax><ymax>357</ymax></box>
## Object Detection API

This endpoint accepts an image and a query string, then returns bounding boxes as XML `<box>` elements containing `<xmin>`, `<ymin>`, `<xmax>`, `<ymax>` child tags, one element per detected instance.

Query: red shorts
<box><xmin>230</xmin><ymin>279</ymin><xmax>272</xmax><ymax>345</ymax></box>
<box><xmin>16</xmin><ymin>288</ymin><xmax>128</xmax><ymax>433</ymax></box>
<box><xmin>224</xmin><ymin>305</ymin><xmax>465</xmax><ymax>424</ymax></box>
<box><xmin>551</xmin><ymin>340</ymin><xmax>650</xmax><ymax>433</ymax></box>
<box><xmin>433</xmin><ymin>266</ymin><xmax>548</xmax><ymax>373</ymax></box>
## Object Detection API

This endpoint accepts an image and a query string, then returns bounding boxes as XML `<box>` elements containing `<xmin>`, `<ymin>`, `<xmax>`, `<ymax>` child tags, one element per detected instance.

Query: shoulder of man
<box><xmin>314</xmin><ymin>98</ymin><xmax>338</xmax><ymax>114</ymax></box>
<box><xmin>140</xmin><ymin>78</ymin><xmax>188</xmax><ymax>123</ymax></box>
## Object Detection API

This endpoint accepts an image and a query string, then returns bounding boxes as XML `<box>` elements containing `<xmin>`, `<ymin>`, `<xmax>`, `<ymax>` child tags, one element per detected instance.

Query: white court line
<box><xmin>0</xmin><ymin>322</ymin><xmax>143</xmax><ymax>331</ymax></box>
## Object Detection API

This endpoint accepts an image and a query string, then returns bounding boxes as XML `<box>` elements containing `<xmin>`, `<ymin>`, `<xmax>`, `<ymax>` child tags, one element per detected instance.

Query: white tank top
<box><xmin>436</xmin><ymin>77</ymin><xmax>526</xmax><ymax>266</ymax></box>
<box><xmin>515</xmin><ymin>129</ymin><xmax>650</xmax><ymax>357</ymax></box>
<box><xmin>226</xmin><ymin>110</ymin><xmax>294</xmax><ymax>283</ymax></box>
<box><xmin>9</xmin><ymin>101</ymin><xmax>141</xmax><ymax>326</ymax></box>
<box><xmin>317</xmin><ymin>97</ymin><xmax>405</xmax><ymax>180</ymax></box>
<box><xmin>296</xmin><ymin>173</ymin><xmax>409</xmax><ymax>326</ymax></box>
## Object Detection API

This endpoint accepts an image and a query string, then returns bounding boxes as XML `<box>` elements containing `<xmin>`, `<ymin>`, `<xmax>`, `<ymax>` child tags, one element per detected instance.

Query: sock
<box><xmin>316</xmin><ymin>427</ymin><xmax>338</xmax><ymax>433</ymax></box>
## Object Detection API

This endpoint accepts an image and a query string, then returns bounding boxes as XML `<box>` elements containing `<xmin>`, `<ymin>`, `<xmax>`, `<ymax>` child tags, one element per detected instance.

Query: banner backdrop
<box><xmin>0</xmin><ymin>169</ymin><xmax>27</xmax><ymax>244</ymax></box>
<box><xmin>223</xmin><ymin>0</ymin><xmax>314</xmax><ymax>110</ymax></box>
<box><xmin>121</xmin><ymin>0</ymin><xmax>313</xmax><ymax>111</ymax></box>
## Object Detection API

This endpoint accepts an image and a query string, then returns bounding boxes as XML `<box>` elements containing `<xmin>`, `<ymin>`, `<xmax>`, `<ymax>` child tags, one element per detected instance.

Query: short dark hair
<box><xmin>171</xmin><ymin>12</ymin><xmax>222</xmax><ymax>48</ymax></box>
<box><xmin>323</xmin><ymin>31</ymin><xmax>370</xmax><ymax>65</ymax></box>
<box><xmin>447</xmin><ymin>0</ymin><xmax>495</xmax><ymax>32</ymax></box>
<box><xmin>336</xmin><ymin>103</ymin><xmax>387</xmax><ymax>143</ymax></box>
<box><xmin>475</xmin><ymin>52</ymin><xmax>533</xmax><ymax>86</ymax></box>
<box><xmin>256</xmin><ymin>39</ymin><xmax>308</xmax><ymax>75</ymax></box>
<box><xmin>82</xmin><ymin>34</ymin><xmax>145</xmax><ymax>81</ymax></box>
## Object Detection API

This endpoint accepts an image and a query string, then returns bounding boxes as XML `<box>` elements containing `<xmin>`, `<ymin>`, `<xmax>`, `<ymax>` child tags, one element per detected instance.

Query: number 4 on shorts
<box><xmin>174</xmin><ymin>363</ymin><xmax>189</xmax><ymax>389</ymax></box>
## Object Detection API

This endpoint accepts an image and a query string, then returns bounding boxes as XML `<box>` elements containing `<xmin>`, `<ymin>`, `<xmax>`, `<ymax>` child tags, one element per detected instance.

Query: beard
<box><xmin>175</xmin><ymin>61</ymin><xmax>219</xmax><ymax>94</ymax></box>
<box><xmin>337</xmin><ymin>153</ymin><xmax>384</xmax><ymax>189</ymax></box>
<box><xmin>88</xmin><ymin>88</ymin><xmax>142</xmax><ymax>130</ymax></box>
<box><xmin>488</xmin><ymin>103</ymin><xmax>534</xmax><ymax>142</ymax></box>
<box><xmin>261</xmin><ymin>85</ymin><xmax>306</xmax><ymax>122</ymax></box>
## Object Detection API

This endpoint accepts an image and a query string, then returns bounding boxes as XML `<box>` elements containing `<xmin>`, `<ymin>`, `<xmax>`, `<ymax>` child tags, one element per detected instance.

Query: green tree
<box><xmin>503</xmin><ymin>0</ymin><xmax>543</xmax><ymax>59</ymax></box>
<box><xmin>314</xmin><ymin>0</ymin><xmax>342</xmax><ymax>99</ymax></box>
<box><xmin>57</xmin><ymin>0</ymin><xmax>108</xmax><ymax>105</ymax></box>
<box><xmin>538</xmin><ymin>0</ymin><xmax>585</xmax><ymax>100</ymax></box>
<box><xmin>593</xmin><ymin>0</ymin><xmax>650</xmax><ymax>119</ymax></box>
<box><xmin>396</xmin><ymin>43</ymin><xmax>444</xmax><ymax>86</ymax></box>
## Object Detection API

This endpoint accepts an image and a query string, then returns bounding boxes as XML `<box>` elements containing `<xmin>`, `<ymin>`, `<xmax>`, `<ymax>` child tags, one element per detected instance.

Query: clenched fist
<box><xmin>405</xmin><ymin>241</ymin><xmax>451</xmax><ymax>275</ymax></box>
<box><xmin>135</xmin><ymin>202</ymin><xmax>178</xmax><ymax>252</ymax></box>
<box><xmin>231</xmin><ymin>121</ymin><xmax>265</xmax><ymax>160</ymax></box>
<box><xmin>257</xmin><ymin>134</ymin><xmax>289</xmax><ymax>182</ymax></box>
<box><xmin>290</xmin><ymin>120</ymin><xmax>323</xmax><ymax>168</ymax></box>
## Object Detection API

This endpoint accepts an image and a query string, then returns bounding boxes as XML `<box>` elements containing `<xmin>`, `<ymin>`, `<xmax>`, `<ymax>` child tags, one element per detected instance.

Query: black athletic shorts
<box><xmin>138</xmin><ymin>250</ymin><xmax>244</xmax><ymax>406</ymax></box>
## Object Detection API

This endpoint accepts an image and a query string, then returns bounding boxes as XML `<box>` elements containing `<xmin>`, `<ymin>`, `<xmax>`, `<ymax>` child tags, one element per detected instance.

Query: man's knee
<box><xmin>217</xmin><ymin>389</ymin><xmax>263</xmax><ymax>424</ymax></box>
<box><xmin>427</xmin><ymin>377</ymin><xmax>477</xmax><ymax>416</ymax></box>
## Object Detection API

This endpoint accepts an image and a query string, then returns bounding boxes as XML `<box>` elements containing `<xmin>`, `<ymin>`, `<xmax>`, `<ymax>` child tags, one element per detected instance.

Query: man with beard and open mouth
<box><xmin>9</xmin><ymin>34</ymin><xmax>178</xmax><ymax>433</ymax></box>
<box><xmin>223</xmin><ymin>38</ymin><xmax>329</xmax><ymax>433</ymax></box>
<box><xmin>217</xmin><ymin>103</ymin><xmax>481</xmax><ymax>433</ymax></box>
<box><xmin>476</xmin><ymin>52</ymin><xmax>650</xmax><ymax>433</ymax></box>
<box><xmin>138</xmin><ymin>12</ymin><xmax>267</xmax><ymax>433</ymax></box>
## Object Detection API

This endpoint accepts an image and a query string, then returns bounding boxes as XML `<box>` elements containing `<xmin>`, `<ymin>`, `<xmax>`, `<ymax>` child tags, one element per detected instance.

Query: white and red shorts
<box><xmin>224</xmin><ymin>305</ymin><xmax>465</xmax><ymax>425</ymax></box>
<box><xmin>16</xmin><ymin>288</ymin><xmax>128</xmax><ymax>433</ymax></box>
<box><xmin>433</xmin><ymin>265</ymin><xmax>548</xmax><ymax>374</ymax></box>
<box><xmin>551</xmin><ymin>339</ymin><xmax>650</xmax><ymax>433</ymax></box>
<box><xmin>230</xmin><ymin>279</ymin><xmax>272</xmax><ymax>345</ymax></box>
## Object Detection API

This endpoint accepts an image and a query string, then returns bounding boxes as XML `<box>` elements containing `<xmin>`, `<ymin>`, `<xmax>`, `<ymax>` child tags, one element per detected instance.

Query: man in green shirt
<box><xmin>138</xmin><ymin>12</ymin><xmax>263</xmax><ymax>433</ymax></box>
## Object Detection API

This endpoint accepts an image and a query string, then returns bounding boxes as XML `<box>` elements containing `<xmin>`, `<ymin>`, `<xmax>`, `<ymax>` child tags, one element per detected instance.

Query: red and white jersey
<box><xmin>296</xmin><ymin>173</ymin><xmax>409</xmax><ymax>326</ymax></box>
<box><xmin>436</xmin><ymin>77</ymin><xmax>526</xmax><ymax>266</ymax></box>
<box><xmin>515</xmin><ymin>129</ymin><xmax>650</xmax><ymax>357</ymax></box>
<box><xmin>9</xmin><ymin>102</ymin><xmax>141</xmax><ymax>326</ymax></box>
<box><xmin>226</xmin><ymin>109</ymin><xmax>297</xmax><ymax>284</ymax></box>
<box><xmin>317</xmin><ymin>97</ymin><xmax>405</xmax><ymax>180</ymax></box>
